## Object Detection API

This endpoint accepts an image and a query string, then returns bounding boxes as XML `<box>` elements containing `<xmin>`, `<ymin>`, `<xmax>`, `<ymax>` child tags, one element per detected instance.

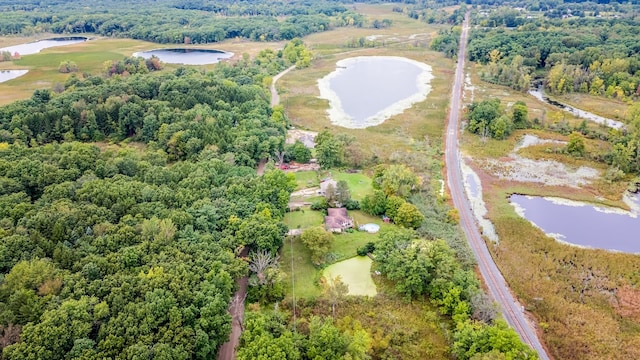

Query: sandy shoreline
<box><xmin>317</xmin><ymin>56</ymin><xmax>433</xmax><ymax>129</ymax></box>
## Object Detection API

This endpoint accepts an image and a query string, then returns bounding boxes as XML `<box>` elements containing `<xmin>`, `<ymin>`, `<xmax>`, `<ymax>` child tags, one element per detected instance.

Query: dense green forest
<box><xmin>0</xmin><ymin>38</ymin><xmax>310</xmax><ymax>358</ymax></box>
<box><xmin>0</xmin><ymin>0</ymin><xmax>368</xmax><ymax>43</ymax></box>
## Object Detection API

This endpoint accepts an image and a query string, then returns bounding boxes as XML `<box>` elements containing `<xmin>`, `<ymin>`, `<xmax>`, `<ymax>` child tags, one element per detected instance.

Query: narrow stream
<box><xmin>528</xmin><ymin>87</ymin><xmax>624</xmax><ymax>129</ymax></box>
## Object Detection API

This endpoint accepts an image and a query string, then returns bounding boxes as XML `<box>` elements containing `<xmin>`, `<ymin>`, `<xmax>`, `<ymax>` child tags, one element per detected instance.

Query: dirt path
<box><xmin>218</xmin><ymin>67</ymin><xmax>290</xmax><ymax>360</ymax></box>
<box><xmin>217</xmin><ymin>247</ymin><xmax>250</xmax><ymax>360</ymax></box>
<box><xmin>256</xmin><ymin>158</ymin><xmax>267</xmax><ymax>176</ymax></box>
<box><xmin>271</xmin><ymin>65</ymin><xmax>296</xmax><ymax>107</ymax></box>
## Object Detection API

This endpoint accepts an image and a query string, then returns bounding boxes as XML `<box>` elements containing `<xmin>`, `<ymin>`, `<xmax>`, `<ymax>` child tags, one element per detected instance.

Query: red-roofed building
<box><xmin>324</xmin><ymin>208</ymin><xmax>354</xmax><ymax>233</ymax></box>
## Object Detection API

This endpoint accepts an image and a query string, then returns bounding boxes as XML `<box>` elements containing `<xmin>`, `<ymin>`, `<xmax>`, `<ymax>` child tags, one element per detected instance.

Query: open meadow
<box><xmin>0</xmin><ymin>36</ymin><xmax>284</xmax><ymax>105</ymax></box>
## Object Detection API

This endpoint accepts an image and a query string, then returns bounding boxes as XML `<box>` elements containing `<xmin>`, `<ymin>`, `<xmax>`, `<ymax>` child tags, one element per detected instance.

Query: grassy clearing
<box><xmin>283</xmin><ymin>207</ymin><xmax>324</xmax><ymax>230</ymax></box>
<box><xmin>330</xmin><ymin>171</ymin><xmax>372</xmax><ymax>200</ymax></box>
<box><xmin>292</xmin><ymin>170</ymin><xmax>319</xmax><ymax>190</ymax></box>
<box><xmin>279</xmin><ymin>5</ymin><xmax>454</xmax><ymax>162</ymax></box>
<box><xmin>328</xmin><ymin>210</ymin><xmax>395</xmax><ymax>262</ymax></box>
<box><xmin>281</xmin><ymin>234</ymin><xmax>322</xmax><ymax>299</ymax></box>
<box><xmin>553</xmin><ymin>92</ymin><xmax>631</xmax><ymax>122</ymax></box>
<box><xmin>0</xmin><ymin>36</ymin><xmax>284</xmax><ymax>105</ymax></box>
<box><xmin>331</xmin><ymin>231</ymin><xmax>377</xmax><ymax>261</ymax></box>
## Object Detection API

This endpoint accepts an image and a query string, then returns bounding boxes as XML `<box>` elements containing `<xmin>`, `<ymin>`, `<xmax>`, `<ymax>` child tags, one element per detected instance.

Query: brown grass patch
<box><xmin>615</xmin><ymin>286</ymin><xmax>640</xmax><ymax>320</ymax></box>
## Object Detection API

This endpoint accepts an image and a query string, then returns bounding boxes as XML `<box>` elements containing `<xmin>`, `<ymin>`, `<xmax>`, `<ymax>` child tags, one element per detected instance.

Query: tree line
<box><xmin>0</xmin><ymin>39</ymin><xmax>316</xmax><ymax>166</ymax></box>
<box><xmin>0</xmin><ymin>0</ymin><xmax>366</xmax><ymax>43</ymax></box>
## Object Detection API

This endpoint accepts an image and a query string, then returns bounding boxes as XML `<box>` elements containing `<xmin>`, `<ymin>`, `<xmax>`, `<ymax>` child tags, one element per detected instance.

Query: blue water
<box><xmin>0</xmin><ymin>70</ymin><xmax>28</xmax><ymax>83</ymax></box>
<box><xmin>328</xmin><ymin>58</ymin><xmax>423</xmax><ymax>124</ymax></box>
<box><xmin>511</xmin><ymin>194</ymin><xmax>640</xmax><ymax>253</ymax></box>
<box><xmin>133</xmin><ymin>48</ymin><xmax>233</xmax><ymax>65</ymax></box>
<box><xmin>466</xmin><ymin>172</ymin><xmax>480</xmax><ymax>198</ymax></box>
<box><xmin>0</xmin><ymin>37</ymin><xmax>87</xmax><ymax>56</ymax></box>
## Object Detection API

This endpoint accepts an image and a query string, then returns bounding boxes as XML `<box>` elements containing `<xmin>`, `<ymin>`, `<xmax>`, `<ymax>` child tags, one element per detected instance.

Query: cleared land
<box><xmin>0</xmin><ymin>36</ymin><xmax>284</xmax><ymax>105</ymax></box>
<box><xmin>279</xmin><ymin>4</ymin><xmax>453</xmax><ymax>161</ymax></box>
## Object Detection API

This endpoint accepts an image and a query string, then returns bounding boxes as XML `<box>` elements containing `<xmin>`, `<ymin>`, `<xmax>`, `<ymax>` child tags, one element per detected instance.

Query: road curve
<box><xmin>444</xmin><ymin>13</ymin><xmax>551</xmax><ymax>360</ymax></box>
<box><xmin>270</xmin><ymin>65</ymin><xmax>296</xmax><ymax>107</ymax></box>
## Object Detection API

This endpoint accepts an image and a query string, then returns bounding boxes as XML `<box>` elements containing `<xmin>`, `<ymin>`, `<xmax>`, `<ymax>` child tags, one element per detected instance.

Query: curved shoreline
<box><xmin>132</xmin><ymin>48</ymin><xmax>234</xmax><ymax>65</ymax></box>
<box><xmin>318</xmin><ymin>56</ymin><xmax>433</xmax><ymax>129</ymax></box>
<box><xmin>0</xmin><ymin>70</ymin><xmax>28</xmax><ymax>83</ymax></box>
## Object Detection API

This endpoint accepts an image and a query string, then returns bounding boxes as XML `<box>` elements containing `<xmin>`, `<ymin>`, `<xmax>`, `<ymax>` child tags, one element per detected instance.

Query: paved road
<box><xmin>444</xmin><ymin>13</ymin><xmax>551</xmax><ymax>360</ymax></box>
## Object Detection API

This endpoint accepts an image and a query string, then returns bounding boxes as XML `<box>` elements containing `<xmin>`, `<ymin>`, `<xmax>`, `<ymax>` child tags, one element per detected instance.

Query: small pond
<box><xmin>0</xmin><ymin>37</ymin><xmax>87</xmax><ymax>56</ymax></box>
<box><xmin>0</xmin><ymin>70</ymin><xmax>28</xmax><ymax>83</ymax></box>
<box><xmin>511</xmin><ymin>194</ymin><xmax>640</xmax><ymax>253</ymax></box>
<box><xmin>132</xmin><ymin>48</ymin><xmax>233</xmax><ymax>65</ymax></box>
<box><xmin>318</xmin><ymin>56</ymin><xmax>433</xmax><ymax>129</ymax></box>
<box><xmin>323</xmin><ymin>256</ymin><xmax>377</xmax><ymax>296</ymax></box>
<box><xmin>528</xmin><ymin>87</ymin><xmax>624</xmax><ymax>129</ymax></box>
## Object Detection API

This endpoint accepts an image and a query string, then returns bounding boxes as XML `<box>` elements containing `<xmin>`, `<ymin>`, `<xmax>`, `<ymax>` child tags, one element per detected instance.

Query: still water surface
<box><xmin>318</xmin><ymin>56</ymin><xmax>433</xmax><ymax>128</ymax></box>
<box><xmin>133</xmin><ymin>48</ymin><xmax>233</xmax><ymax>65</ymax></box>
<box><xmin>511</xmin><ymin>194</ymin><xmax>640</xmax><ymax>253</ymax></box>
<box><xmin>0</xmin><ymin>37</ymin><xmax>87</xmax><ymax>56</ymax></box>
<box><xmin>528</xmin><ymin>87</ymin><xmax>624</xmax><ymax>129</ymax></box>
<box><xmin>0</xmin><ymin>70</ymin><xmax>28</xmax><ymax>83</ymax></box>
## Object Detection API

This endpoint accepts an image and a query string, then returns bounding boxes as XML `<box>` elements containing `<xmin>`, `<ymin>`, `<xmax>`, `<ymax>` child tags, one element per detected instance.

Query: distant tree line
<box><xmin>0</xmin><ymin>0</ymin><xmax>368</xmax><ymax>42</ymax></box>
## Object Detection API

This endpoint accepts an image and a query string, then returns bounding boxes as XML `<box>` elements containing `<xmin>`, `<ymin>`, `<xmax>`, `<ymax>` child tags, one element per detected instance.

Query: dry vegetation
<box><xmin>280</xmin><ymin>5</ymin><xmax>452</xmax><ymax>163</ymax></box>
<box><xmin>463</xmin><ymin>58</ymin><xmax>640</xmax><ymax>359</ymax></box>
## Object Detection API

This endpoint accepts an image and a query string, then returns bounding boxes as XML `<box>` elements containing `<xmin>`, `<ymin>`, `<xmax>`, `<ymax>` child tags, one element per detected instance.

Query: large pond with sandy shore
<box><xmin>318</xmin><ymin>56</ymin><xmax>433</xmax><ymax>129</ymax></box>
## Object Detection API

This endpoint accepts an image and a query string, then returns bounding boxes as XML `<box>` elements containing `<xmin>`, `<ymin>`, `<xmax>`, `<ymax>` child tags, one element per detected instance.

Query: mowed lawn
<box><xmin>331</xmin><ymin>171</ymin><xmax>373</xmax><ymax>200</ymax></box>
<box><xmin>282</xmin><ymin>207</ymin><xmax>397</xmax><ymax>298</ymax></box>
<box><xmin>292</xmin><ymin>170</ymin><xmax>319</xmax><ymax>190</ymax></box>
<box><xmin>283</xmin><ymin>207</ymin><xmax>323</xmax><ymax>230</ymax></box>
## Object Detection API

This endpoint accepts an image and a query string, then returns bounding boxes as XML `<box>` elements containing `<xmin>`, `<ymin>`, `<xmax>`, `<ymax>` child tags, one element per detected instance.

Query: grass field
<box><xmin>0</xmin><ymin>36</ymin><xmax>284</xmax><ymax>105</ymax></box>
<box><xmin>282</xmin><ymin>206</ymin><xmax>398</xmax><ymax>300</ymax></box>
<box><xmin>292</xmin><ymin>170</ymin><xmax>320</xmax><ymax>190</ymax></box>
<box><xmin>280</xmin><ymin>234</ymin><xmax>322</xmax><ymax>298</ymax></box>
<box><xmin>278</xmin><ymin>4</ymin><xmax>453</xmax><ymax>162</ymax></box>
<box><xmin>331</xmin><ymin>171</ymin><xmax>373</xmax><ymax>200</ymax></box>
<box><xmin>553</xmin><ymin>92</ymin><xmax>631</xmax><ymax>122</ymax></box>
<box><xmin>283</xmin><ymin>207</ymin><xmax>324</xmax><ymax>229</ymax></box>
